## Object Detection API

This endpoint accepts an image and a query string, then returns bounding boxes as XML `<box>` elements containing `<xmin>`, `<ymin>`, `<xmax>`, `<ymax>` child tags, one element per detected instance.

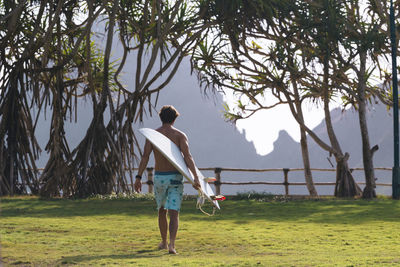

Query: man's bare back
<box><xmin>153</xmin><ymin>125</ymin><xmax>185</xmax><ymax>172</ymax></box>
<box><xmin>136</xmin><ymin>123</ymin><xmax>199</xmax><ymax>188</ymax></box>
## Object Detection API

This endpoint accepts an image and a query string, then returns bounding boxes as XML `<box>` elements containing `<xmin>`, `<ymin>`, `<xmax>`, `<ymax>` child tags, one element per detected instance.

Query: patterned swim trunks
<box><xmin>154</xmin><ymin>171</ymin><xmax>184</xmax><ymax>212</ymax></box>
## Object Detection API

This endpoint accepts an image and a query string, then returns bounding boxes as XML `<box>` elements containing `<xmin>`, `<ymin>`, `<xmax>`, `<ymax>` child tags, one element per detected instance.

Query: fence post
<box><xmin>214</xmin><ymin>167</ymin><xmax>222</xmax><ymax>195</ymax></box>
<box><xmin>147</xmin><ymin>167</ymin><xmax>154</xmax><ymax>193</ymax></box>
<box><xmin>283</xmin><ymin>168</ymin><xmax>290</xmax><ymax>196</ymax></box>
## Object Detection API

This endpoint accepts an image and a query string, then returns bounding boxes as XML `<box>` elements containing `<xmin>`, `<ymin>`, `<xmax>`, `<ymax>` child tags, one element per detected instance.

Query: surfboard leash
<box><xmin>196</xmin><ymin>190</ymin><xmax>216</xmax><ymax>216</ymax></box>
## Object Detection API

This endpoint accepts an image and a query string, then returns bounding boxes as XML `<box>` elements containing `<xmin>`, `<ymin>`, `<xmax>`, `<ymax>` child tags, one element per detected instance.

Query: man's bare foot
<box><xmin>158</xmin><ymin>242</ymin><xmax>168</xmax><ymax>250</ymax></box>
<box><xmin>168</xmin><ymin>244</ymin><xmax>177</xmax><ymax>254</ymax></box>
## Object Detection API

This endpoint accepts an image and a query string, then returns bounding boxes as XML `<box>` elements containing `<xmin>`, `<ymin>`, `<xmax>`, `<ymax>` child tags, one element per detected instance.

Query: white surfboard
<box><xmin>139</xmin><ymin>128</ymin><xmax>220</xmax><ymax>209</ymax></box>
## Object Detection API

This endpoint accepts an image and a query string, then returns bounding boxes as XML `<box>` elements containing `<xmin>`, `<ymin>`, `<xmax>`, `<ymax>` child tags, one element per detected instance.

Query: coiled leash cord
<box><xmin>196</xmin><ymin>190</ymin><xmax>216</xmax><ymax>216</ymax></box>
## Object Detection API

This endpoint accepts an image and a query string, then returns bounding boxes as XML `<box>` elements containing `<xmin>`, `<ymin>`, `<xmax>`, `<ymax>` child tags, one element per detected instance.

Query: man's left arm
<box><xmin>134</xmin><ymin>140</ymin><xmax>152</xmax><ymax>192</ymax></box>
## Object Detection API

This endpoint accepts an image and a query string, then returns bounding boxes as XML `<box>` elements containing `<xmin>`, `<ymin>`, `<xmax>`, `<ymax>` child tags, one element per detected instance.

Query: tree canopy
<box><xmin>0</xmin><ymin>0</ymin><xmax>211</xmax><ymax>197</ymax></box>
<box><xmin>191</xmin><ymin>0</ymin><xmax>400</xmax><ymax>197</ymax></box>
<box><xmin>1</xmin><ymin>0</ymin><xmax>399</xmax><ymax>198</ymax></box>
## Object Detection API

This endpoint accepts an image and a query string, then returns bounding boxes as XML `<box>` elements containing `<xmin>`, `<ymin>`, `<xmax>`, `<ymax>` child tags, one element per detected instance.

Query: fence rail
<box><xmin>142</xmin><ymin>167</ymin><xmax>392</xmax><ymax>195</ymax></box>
<box><xmin>19</xmin><ymin>167</ymin><xmax>393</xmax><ymax>196</ymax></box>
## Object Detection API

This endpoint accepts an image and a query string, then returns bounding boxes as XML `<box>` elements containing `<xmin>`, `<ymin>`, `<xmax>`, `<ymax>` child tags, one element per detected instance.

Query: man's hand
<box><xmin>192</xmin><ymin>177</ymin><xmax>201</xmax><ymax>190</ymax></box>
<box><xmin>134</xmin><ymin>179</ymin><xmax>142</xmax><ymax>193</ymax></box>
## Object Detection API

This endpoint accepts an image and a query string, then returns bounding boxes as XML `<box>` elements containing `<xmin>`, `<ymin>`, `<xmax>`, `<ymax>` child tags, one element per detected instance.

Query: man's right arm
<box><xmin>179</xmin><ymin>133</ymin><xmax>200</xmax><ymax>190</ymax></box>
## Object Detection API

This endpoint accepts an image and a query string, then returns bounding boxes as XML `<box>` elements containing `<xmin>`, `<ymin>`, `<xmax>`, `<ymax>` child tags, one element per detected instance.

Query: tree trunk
<box><xmin>299</xmin><ymin>126</ymin><xmax>318</xmax><ymax>196</ymax></box>
<box><xmin>0</xmin><ymin>70</ymin><xmax>40</xmax><ymax>196</ymax></box>
<box><xmin>322</xmin><ymin>55</ymin><xmax>361</xmax><ymax>197</ymax></box>
<box><xmin>357</xmin><ymin>51</ymin><xmax>377</xmax><ymax>199</ymax></box>
<box><xmin>67</xmin><ymin>0</ymin><xmax>119</xmax><ymax>198</ymax></box>
<box><xmin>325</xmin><ymin>101</ymin><xmax>361</xmax><ymax>197</ymax></box>
<box><xmin>292</xmin><ymin>79</ymin><xmax>318</xmax><ymax>196</ymax></box>
<box><xmin>7</xmin><ymin>79</ymin><xmax>17</xmax><ymax>196</ymax></box>
<box><xmin>334</xmin><ymin>153</ymin><xmax>362</xmax><ymax>197</ymax></box>
<box><xmin>39</xmin><ymin>18</ymin><xmax>70</xmax><ymax>197</ymax></box>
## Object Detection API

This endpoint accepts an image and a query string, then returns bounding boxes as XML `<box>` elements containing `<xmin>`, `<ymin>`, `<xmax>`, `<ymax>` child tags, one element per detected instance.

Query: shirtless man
<box><xmin>134</xmin><ymin>105</ymin><xmax>200</xmax><ymax>254</ymax></box>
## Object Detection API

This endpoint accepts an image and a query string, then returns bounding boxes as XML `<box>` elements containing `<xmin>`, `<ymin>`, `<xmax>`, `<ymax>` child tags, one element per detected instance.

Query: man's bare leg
<box><xmin>158</xmin><ymin>207</ymin><xmax>168</xmax><ymax>249</ymax></box>
<box><xmin>168</xmin><ymin>209</ymin><xmax>179</xmax><ymax>254</ymax></box>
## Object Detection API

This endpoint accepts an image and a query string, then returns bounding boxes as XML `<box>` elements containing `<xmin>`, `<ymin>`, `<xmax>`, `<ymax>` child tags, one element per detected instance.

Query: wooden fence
<box><xmin>17</xmin><ymin>167</ymin><xmax>393</xmax><ymax>196</ymax></box>
<box><xmin>141</xmin><ymin>167</ymin><xmax>392</xmax><ymax>195</ymax></box>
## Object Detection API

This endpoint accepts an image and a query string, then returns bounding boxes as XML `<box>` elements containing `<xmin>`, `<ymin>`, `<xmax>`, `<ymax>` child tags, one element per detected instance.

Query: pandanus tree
<box><xmin>0</xmin><ymin>0</ymin><xmax>212</xmax><ymax>197</ymax></box>
<box><xmin>191</xmin><ymin>0</ymin><xmax>319</xmax><ymax>196</ymax></box>
<box><xmin>0</xmin><ymin>0</ymin><xmax>113</xmax><ymax>196</ymax></box>
<box><xmin>39</xmin><ymin>0</ymin><xmax>109</xmax><ymax>197</ymax></box>
<box><xmin>192</xmin><ymin>0</ymin><xmax>397</xmax><ymax>197</ymax></box>
<box><xmin>294</xmin><ymin>0</ymin><xmax>396</xmax><ymax>198</ymax></box>
<box><xmin>330</xmin><ymin>1</ymin><xmax>390</xmax><ymax>198</ymax></box>
<box><xmin>294</xmin><ymin>0</ymin><xmax>363</xmax><ymax>197</ymax></box>
<box><xmin>75</xmin><ymin>0</ymin><xmax>211</xmax><ymax>198</ymax></box>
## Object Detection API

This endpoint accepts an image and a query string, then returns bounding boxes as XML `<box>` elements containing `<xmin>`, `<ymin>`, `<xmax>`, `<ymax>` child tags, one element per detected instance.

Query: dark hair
<box><xmin>159</xmin><ymin>105</ymin><xmax>180</xmax><ymax>124</ymax></box>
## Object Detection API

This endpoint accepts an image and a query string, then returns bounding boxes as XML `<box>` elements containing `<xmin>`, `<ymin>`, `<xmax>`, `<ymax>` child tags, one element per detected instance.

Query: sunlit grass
<box><xmin>1</xmin><ymin>196</ymin><xmax>400</xmax><ymax>266</ymax></box>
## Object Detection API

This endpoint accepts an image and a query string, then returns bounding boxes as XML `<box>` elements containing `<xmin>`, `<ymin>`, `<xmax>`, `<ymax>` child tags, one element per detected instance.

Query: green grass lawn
<box><xmin>1</xmin><ymin>195</ymin><xmax>400</xmax><ymax>266</ymax></box>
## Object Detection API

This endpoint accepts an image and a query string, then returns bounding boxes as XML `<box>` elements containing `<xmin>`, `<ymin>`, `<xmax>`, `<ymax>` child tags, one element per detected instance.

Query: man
<box><xmin>134</xmin><ymin>105</ymin><xmax>200</xmax><ymax>254</ymax></box>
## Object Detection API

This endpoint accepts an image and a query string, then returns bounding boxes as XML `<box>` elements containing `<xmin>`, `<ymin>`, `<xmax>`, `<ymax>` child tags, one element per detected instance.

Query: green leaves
<box><xmin>0</xmin><ymin>0</ymin><xmax>213</xmax><ymax>197</ymax></box>
<box><xmin>222</xmin><ymin>102</ymin><xmax>243</xmax><ymax>123</ymax></box>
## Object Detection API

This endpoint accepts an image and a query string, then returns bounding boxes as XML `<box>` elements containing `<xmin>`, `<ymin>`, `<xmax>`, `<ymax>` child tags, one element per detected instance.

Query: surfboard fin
<box><xmin>212</xmin><ymin>195</ymin><xmax>226</xmax><ymax>201</ymax></box>
<box><xmin>204</xmin><ymin>177</ymin><xmax>217</xmax><ymax>182</ymax></box>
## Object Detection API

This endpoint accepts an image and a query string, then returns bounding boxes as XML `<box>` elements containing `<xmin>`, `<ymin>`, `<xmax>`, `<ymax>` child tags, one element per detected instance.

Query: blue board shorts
<box><xmin>154</xmin><ymin>171</ymin><xmax>184</xmax><ymax>212</ymax></box>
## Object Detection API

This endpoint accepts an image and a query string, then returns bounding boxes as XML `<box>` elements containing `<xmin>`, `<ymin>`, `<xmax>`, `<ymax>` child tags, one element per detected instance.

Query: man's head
<box><xmin>159</xmin><ymin>105</ymin><xmax>180</xmax><ymax>124</ymax></box>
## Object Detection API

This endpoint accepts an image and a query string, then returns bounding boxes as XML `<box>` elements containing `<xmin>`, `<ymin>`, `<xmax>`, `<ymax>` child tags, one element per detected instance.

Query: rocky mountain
<box><xmin>263</xmin><ymin>104</ymin><xmax>394</xmax><ymax>196</ymax></box>
<box><xmin>132</xmin><ymin>59</ymin><xmax>269</xmax><ymax>195</ymax></box>
<box><xmin>133</xmin><ymin>56</ymin><xmax>395</xmax><ymax>196</ymax></box>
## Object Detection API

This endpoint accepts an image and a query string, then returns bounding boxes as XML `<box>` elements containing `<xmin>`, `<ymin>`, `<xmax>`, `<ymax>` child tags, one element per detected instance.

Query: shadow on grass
<box><xmin>0</xmin><ymin>197</ymin><xmax>156</xmax><ymax>218</ymax></box>
<box><xmin>57</xmin><ymin>249</ymin><xmax>162</xmax><ymax>265</ymax></box>
<box><xmin>2</xmin><ymin>197</ymin><xmax>400</xmax><ymax>224</ymax></box>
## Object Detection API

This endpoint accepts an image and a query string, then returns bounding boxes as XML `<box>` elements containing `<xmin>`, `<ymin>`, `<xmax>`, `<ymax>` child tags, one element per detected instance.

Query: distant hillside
<box><xmin>263</xmin><ymin>104</ymin><xmax>394</xmax><ymax>196</ymax></box>
<box><xmin>306</xmin><ymin>105</ymin><xmax>394</xmax><ymax>169</ymax></box>
<box><xmin>134</xmin><ymin>60</ymin><xmax>266</xmax><ymax>169</ymax></box>
<box><xmin>134</xmin><ymin>56</ymin><xmax>395</xmax><ymax>196</ymax></box>
<box><xmin>133</xmin><ymin>59</ymin><xmax>271</xmax><ymax>195</ymax></box>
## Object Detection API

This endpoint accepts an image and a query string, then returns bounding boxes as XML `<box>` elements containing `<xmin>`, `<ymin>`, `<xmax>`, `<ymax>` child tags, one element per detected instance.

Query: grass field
<box><xmin>1</xmin><ymin>194</ymin><xmax>400</xmax><ymax>266</ymax></box>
